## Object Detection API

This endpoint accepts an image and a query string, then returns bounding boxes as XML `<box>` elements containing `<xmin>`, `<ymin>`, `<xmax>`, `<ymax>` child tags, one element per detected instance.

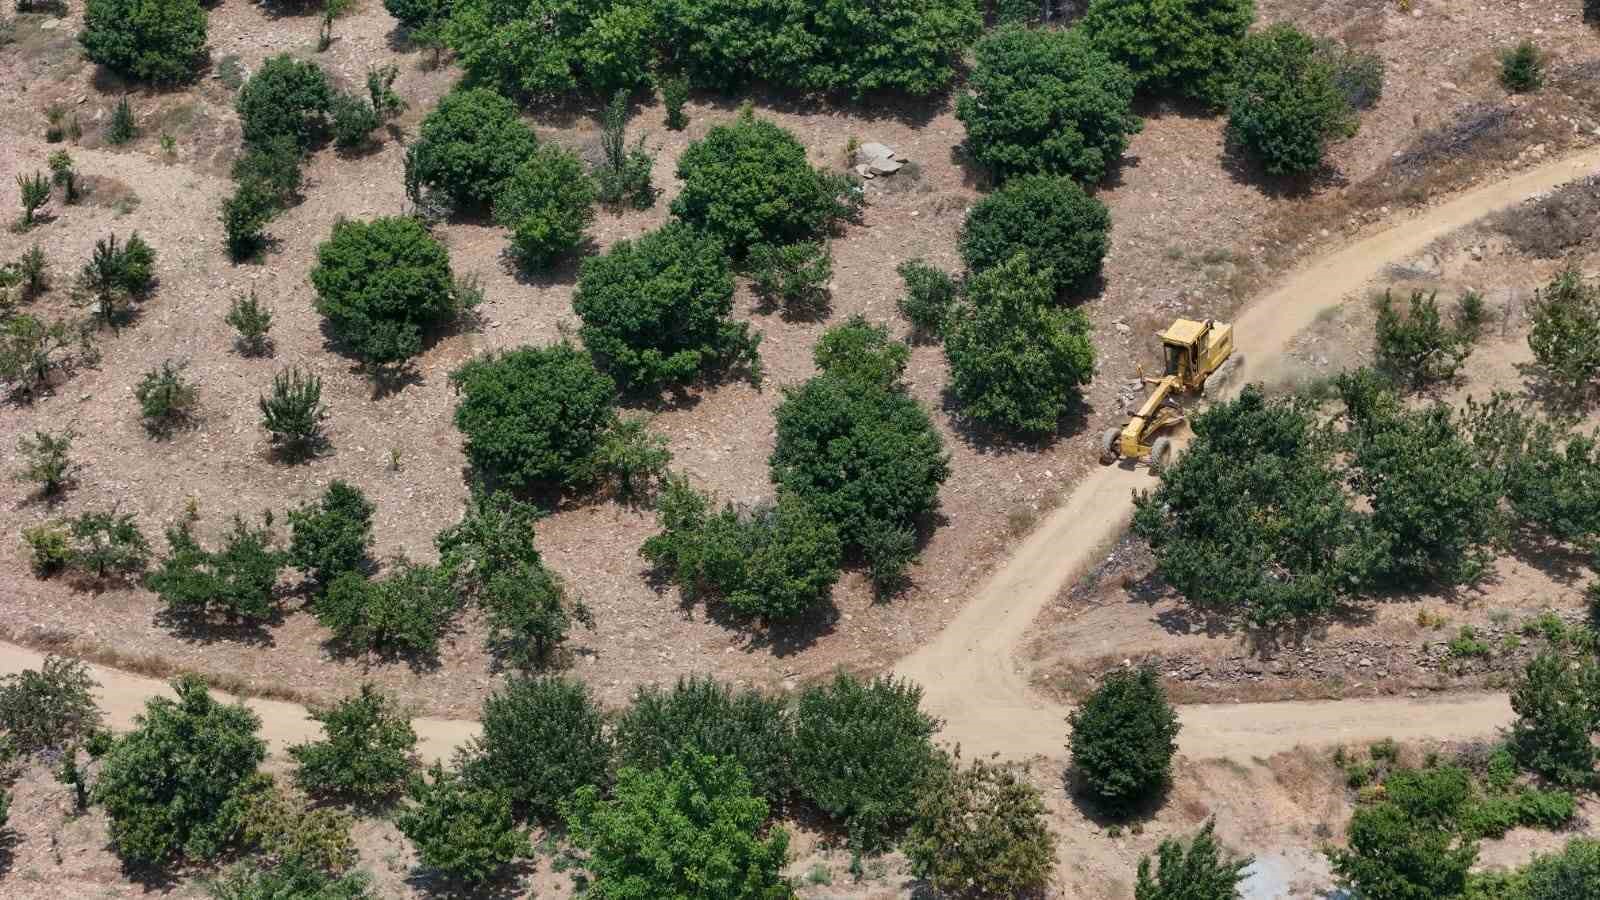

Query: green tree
<box><xmin>1523</xmin><ymin>838</ymin><xmax>1600</xmax><ymax>900</ymax></box>
<box><xmin>613</xmin><ymin>675</ymin><xmax>794</xmax><ymax>806</ymax></box>
<box><xmin>0</xmin><ymin>656</ymin><xmax>102</xmax><ymax>754</ymax></box>
<box><xmin>405</xmin><ymin>88</ymin><xmax>539</xmax><ymax>209</ymax></box>
<box><xmin>1081</xmin><ymin>0</ymin><xmax>1254</xmax><ymax>107</ymax></box>
<box><xmin>329</xmin><ymin>92</ymin><xmax>380</xmax><ymax>150</ymax></box>
<box><xmin>236</xmin><ymin>55</ymin><xmax>333</xmax><ymax>150</ymax></box>
<box><xmin>944</xmin><ymin>253</ymin><xmax>1096</xmax><ymax>437</ymax></box>
<box><xmin>747</xmin><ymin>241</ymin><xmax>833</xmax><ymax>318</ymax></box>
<box><xmin>134</xmin><ymin>359</ymin><xmax>199</xmax><ymax>437</ymax></box>
<box><xmin>80</xmin><ymin>0</ymin><xmax>208</xmax><ymax>84</ymax></box>
<box><xmin>290</xmin><ymin>684</ymin><xmax>417</xmax><ymax>802</ymax></box>
<box><xmin>1328</xmin><ymin>800</ymin><xmax>1477</xmax><ymax>900</ymax></box>
<box><xmin>1499</xmin><ymin>41</ymin><xmax>1544</xmax><ymax>92</ymax></box>
<box><xmin>482</xmin><ymin>558</ymin><xmax>592</xmax><ymax>669</ymax></box>
<box><xmin>1510</xmin><ymin>651</ymin><xmax>1600</xmax><ymax>789</ymax></box>
<box><xmin>1134</xmin><ymin>819</ymin><xmax>1252</xmax><ymax>900</ymax></box>
<box><xmin>770</xmin><ymin>375</ymin><xmax>948</xmax><ymax>582</ymax></box>
<box><xmin>434</xmin><ymin>489</ymin><xmax>544</xmax><ymax>596</ymax></box>
<box><xmin>896</xmin><ymin>259</ymin><xmax>958</xmax><ymax>339</ymax></box>
<box><xmin>905</xmin><ymin>755</ymin><xmax>1056</xmax><ymax>898</ymax></box>
<box><xmin>449</xmin><ymin>342</ymin><xmax>618</xmax><ymax>492</ymax></box>
<box><xmin>814</xmin><ymin>316</ymin><xmax>909</xmax><ymax>391</ymax></box>
<box><xmin>145</xmin><ymin>510</ymin><xmax>285</xmax><ymax>622</ymax></box>
<box><xmin>1527</xmin><ymin>267</ymin><xmax>1600</xmax><ymax>401</ymax></box>
<box><xmin>959</xmin><ymin>174</ymin><xmax>1112</xmax><ymax>296</ymax></box>
<box><xmin>671</xmin><ymin>110</ymin><xmax>857</xmax><ymax>256</ymax></box>
<box><xmin>13</xmin><ymin>429</ymin><xmax>75</xmax><ymax>496</ymax></box>
<box><xmin>383</xmin><ymin>0</ymin><xmax>448</xmax><ymax>29</ymax></box>
<box><xmin>93</xmin><ymin>676</ymin><xmax>266</xmax><ymax>867</ymax></box>
<box><xmin>396</xmin><ymin>762</ymin><xmax>529</xmax><ymax>884</ymax></box>
<box><xmin>310</xmin><ymin>216</ymin><xmax>464</xmax><ymax>369</ymax></box>
<box><xmin>792</xmin><ymin>673</ymin><xmax>941</xmax><ymax>852</ymax></box>
<box><xmin>1375</xmin><ymin>289</ymin><xmax>1475</xmax><ymax>388</ymax></box>
<box><xmin>259</xmin><ymin>367</ymin><xmax>328</xmax><ymax>462</ymax></box>
<box><xmin>564</xmin><ymin>753</ymin><xmax>793</xmax><ymax>900</ymax></box>
<box><xmin>575</xmin><ymin>223</ymin><xmax>756</xmax><ymax>391</ymax></box>
<box><xmin>1067</xmin><ymin>667</ymin><xmax>1179</xmax><ymax>815</ymax></box>
<box><xmin>314</xmin><ymin>562</ymin><xmax>457</xmax><ymax>657</ymax></box>
<box><xmin>1132</xmin><ymin>386</ymin><xmax>1367</xmax><ymax>625</ymax></box>
<box><xmin>64</xmin><ymin>509</ymin><xmax>151</xmax><ymax>581</ymax></box>
<box><xmin>956</xmin><ymin>26</ymin><xmax>1141</xmax><ymax>184</ymax></box>
<box><xmin>287</xmin><ymin>481</ymin><xmax>374</xmax><ymax>590</ymax></box>
<box><xmin>1226</xmin><ymin>24</ymin><xmax>1356</xmax><ymax>176</ymax></box>
<box><xmin>444</xmin><ymin>0</ymin><xmax>652</xmax><ymax>98</ymax></box>
<box><xmin>463</xmin><ymin>676</ymin><xmax>610</xmax><ymax>822</ymax></box>
<box><xmin>493</xmin><ymin>144</ymin><xmax>596</xmax><ymax>270</ymax></box>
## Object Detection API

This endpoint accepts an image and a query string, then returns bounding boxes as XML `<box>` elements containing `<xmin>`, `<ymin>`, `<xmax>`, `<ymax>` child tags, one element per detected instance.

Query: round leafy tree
<box><xmin>574</xmin><ymin>223</ymin><xmax>755</xmax><ymax>391</ymax></box>
<box><xmin>444</xmin><ymin>0</ymin><xmax>653</xmax><ymax>98</ymax></box>
<box><xmin>289</xmin><ymin>684</ymin><xmax>418</xmax><ymax>802</ymax></box>
<box><xmin>1081</xmin><ymin>0</ymin><xmax>1255</xmax><ymax>107</ymax></box>
<box><xmin>450</xmin><ymin>342</ymin><xmax>618</xmax><ymax>491</ymax></box>
<box><xmin>1226</xmin><ymin>24</ymin><xmax>1355</xmax><ymax>176</ymax></box>
<box><xmin>384</xmin><ymin>0</ymin><xmax>449</xmax><ymax>28</ymax></box>
<box><xmin>492</xmin><ymin>144</ymin><xmax>596</xmax><ymax>271</ymax></box>
<box><xmin>564</xmin><ymin>753</ymin><xmax>792</xmax><ymax>900</ymax></box>
<box><xmin>905</xmin><ymin>756</ymin><xmax>1056</xmax><ymax>898</ymax></box>
<box><xmin>613</xmin><ymin>675</ymin><xmax>793</xmax><ymax>806</ymax></box>
<box><xmin>1067</xmin><ymin>667</ymin><xmax>1179</xmax><ymax>815</ymax></box>
<box><xmin>407</xmin><ymin>88</ymin><xmax>539</xmax><ymax>209</ymax></box>
<box><xmin>779</xmin><ymin>0</ymin><xmax>983</xmax><ymax>97</ymax></box>
<box><xmin>463</xmin><ymin>676</ymin><xmax>611</xmax><ymax>822</ymax></box>
<box><xmin>310</xmin><ymin>217</ymin><xmax>459</xmax><ymax>368</ymax></box>
<box><xmin>397</xmin><ymin>762</ymin><xmax>529</xmax><ymax>884</ymax></box>
<box><xmin>236</xmin><ymin>55</ymin><xmax>333</xmax><ymax>150</ymax></box>
<box><xmin>80</xmin><ymin>0</ymin><xmax>208</xmax><ymax>84</ymax></box>
<box><xmin>287</xmin><ymin>480</ymin><xmax>374</xmax><ymax>591</ymax></box>
<box><xmin>93</xmin><ymin>676</ymin><xmax>266</xmax><ymax>866</ymax></box>
<box><xmin>956</xmin><ymin>26</ymin><xmax>1141</xmax><ymax>184</ymax></box>
<box><xmin>770</xmin><ymin>373</ymin><xmax>949</xmax><ymax>572</ymax></box>
<box><xmin>959</xmin><ymin>174</ymin><xmax>1111</xmax><ymax>296</ymax></box>
<box><xmin>944</xmin><ymin>253</ymin><xmax>1096</xmax><ymax>436</ymax></box>
<box><xmin>792</xmin><ymin>673</ymin><xmax>942</xmax><ymax>852</ymax></box>
<box><xmin>813</xmin><ymin>316</ymin><xmax>909</xmax><ymax>391</ymax></box>
<box><xmin>671</xmin><ymin>110</ymin><xmax>850</xmax><ymax>256</ymax></box>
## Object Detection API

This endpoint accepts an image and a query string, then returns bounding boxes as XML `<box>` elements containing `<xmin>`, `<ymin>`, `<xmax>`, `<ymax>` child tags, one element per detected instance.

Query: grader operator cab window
<box><xmin>1163</xmin><ymin>343</ymin><xmax>1185</xmax><ymax>377</ymax></box>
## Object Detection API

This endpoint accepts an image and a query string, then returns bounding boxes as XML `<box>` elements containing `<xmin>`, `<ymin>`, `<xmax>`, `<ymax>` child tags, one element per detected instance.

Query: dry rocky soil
<box><xmin>2</xmin><ymin>0</ymin><xmax>1600</xmax><ymax>896</ymax></box>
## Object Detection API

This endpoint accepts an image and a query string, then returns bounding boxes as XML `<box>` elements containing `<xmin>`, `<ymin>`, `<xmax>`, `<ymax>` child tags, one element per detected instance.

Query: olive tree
<box><xmin>905</xmin><ymin>755</ymin><xmax>1056</xmax><ymax>898</ymax></box>
<box><xmin>405</xmin><ymin>88</ymin><xmax>538</xmax><ymax>209</ymax></box>
<box><xmin>462</xmin><ymin>676</ymin><xmax>610</xmax><ymax>822</ymax></box>
<box><xmin>1226</xmin><ymin>24</ymin><xmax>1356</xmax><ymax>176</ymax></box>
<box><xmin>1067</xmin><ymin>667</ymin><xmax>1179</xmax><ymax>815</ymax></box>
<box><xmin>959</xmin><ymin>174</ymin><xmax>1111</xmax><ymax>296</ymax></box>
<box><xmin>80</xmin><ymin>0</ymin><xmax>208</xmax><ymax>84</ymax></box>
<box><xmin>492</xmin><ymin>145</ymin><xmax>596</xmax><ymax>271</ymax></box>
<box><xmin>0</xmin><ymin>656</ymin><xmax>102</xmax><ymax>754</ymax></box>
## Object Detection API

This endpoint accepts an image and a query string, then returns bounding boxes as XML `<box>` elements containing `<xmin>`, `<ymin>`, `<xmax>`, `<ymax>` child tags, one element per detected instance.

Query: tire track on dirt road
<box><xmin>3</xmin><ymin>150</ymin><xmax>1597</xmax><ymax>763</ymax></box>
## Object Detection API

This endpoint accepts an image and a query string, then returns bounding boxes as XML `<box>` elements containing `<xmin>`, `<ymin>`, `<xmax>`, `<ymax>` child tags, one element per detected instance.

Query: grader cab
<box><xmin>1098</xmin><ymin>318</ymin><xmax>1234</xmax><ymax>471</ymax></box>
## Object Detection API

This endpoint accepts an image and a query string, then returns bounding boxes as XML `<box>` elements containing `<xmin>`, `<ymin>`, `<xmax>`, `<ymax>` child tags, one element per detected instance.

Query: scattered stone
<box><xmin>856</xmin><ymin>141</ymin><xmax>905</xmax><ymax>175</ymax></box>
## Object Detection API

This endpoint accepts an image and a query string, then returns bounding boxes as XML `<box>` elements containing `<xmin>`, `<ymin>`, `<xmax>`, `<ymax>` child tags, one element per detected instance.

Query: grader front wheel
<box><xmin>1099</xmin><ymin>428</ymin><xmax>1120</xmax><ymax>464</ymax></box>
<box><xmin>1149</xmin><ymin>436</ymin><xmax>1173</xmax><ymax>473</ymax></box>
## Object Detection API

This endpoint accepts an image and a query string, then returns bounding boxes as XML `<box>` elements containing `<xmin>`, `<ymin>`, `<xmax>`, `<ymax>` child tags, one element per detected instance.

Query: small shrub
<box><xmin>145</xmin><ymin>509</ymin><xmax>285</xmax><ymax>622</ymax></box>
<box><xmin>613</xmin><ymin>675</ymin><xmax>793</xmax><ymax>806</ymax></box>
<box><xmin>1375</xmin><ymin>289</ymin><xmax>1474</xmax><ymax>388</ymax></box>
<box><xmin>220</xmin><ymin>182</ymin><xmax>275</xmax><ymax>261</ymax></box>
<box><xmin>0</xmin><ymin>313</ymin><xmax>78</xmax><ymax>398</ymax></box>
<box><xmin>747</xmin><ymin>241</ymin><xmax>832</xmax><ymax>317</ymax></box>
<box><xmin>237</xmin><ymin>777</ymin><xmax>358</xmax><ymax>873</ymax></box>
<box><xmin>594</xmin><ymin>416</ymin><xmax>671</xmax><ymax>501</ymax></box>
<box><xmin>1370</xmin><ymin>738</ymin><xmax>1400</xmax><ymax>764</ymax></box>
<box><xmin>0</xmin><ymin>656</ymin><xmax>102</xmax><ymax>754</ymax></box>
<box><xmin>1527</xmin><ymin>266</ymin><xmax>1600</xmax><ymax>400</ymax></box>
<box><xmin>287</xmin><ymin>480</ymin><xmax>374</xmax><ymax>590</ymax></box>
<box><xmin>1318</xmin><ymin>40</ymin><xmax>1385</xmax><ymax>111</ymax></box>
<box><xmin>1447</xmin><ymin>626</ymin><xmax>1491</xmax><ymax>660</ymax></box>
<box><xmin>93</xmin><ymin>677</ymin><xmax>266</xmax><ymax>867</ymax></box>
<box><xmin>905</xmin><ymin>755</ymin><xmax>1056</xmax><ymax>898</ymax></box>
<box><xmin>433</xmin><ymin>489</ymin><xmax>544</xmax><ymax>596</ymax></box>
<box><xmin>315</xmin><ymin>561</ymin><xmax>456</xmax><ymax>656</ymax></box>
<box><xmin>64</xmin><ymin>509</ymin><xmax>151</xmax><ymax>581</ymax></box>
<box><xmin>225</xmin><ymin>288</ymin><xmax>273</xmax><ymax>356</ymax></box>
<box><xmin>1500</xmin><ymin>41</ymin><xmax>1545</xmax><ymax>93</ymax></box>
<box><xmin>16</xmin><ymin>244</ymin><xmax>49</xmax><ymax>300</ymax></box>
<box><xmin>107</xmin><ymin>96</ymin><xmax>137</xmax><ymax>144</ymax></box>
<box><xmin>661</xmin><ymin>75</ymin><xmax>688</xmax><ymax>130</ymax></box>
<box><xmin>79</xmin><ymin>0</ymin><xmax>208</xmax><ymax>84</ymax></box>
<box><xmin>492</xmin><ymin>145</ymin><xmax>596</xmax><ymax>271</ymax></box>
<box><xmin>329</xmin><ymin>92</ymin><xmax>379</xmax><ymax>150</ymax></box>
<box><xmin>231</xmin><ymin>134</ymin><xmax>303</xmax><ymax>205</ymax></box>
<box><xmin>1227</xmin><ymin>24</ymin><xmax>1356</xmax><ymax>176</ymax></box>
<box><xmin>397</xmin><ymin>763</ymin><xmax>528</xmax><ymax>884</ymax></box>
<box><xmin>310</xmin><ymin>216</ymin><xmax>461</xmax><ymax>369</ymax></box>
<box><xmin>290</xmin><ymin>684</ymin><xmax>417</xmax><ymax>802</ymax></box>
<box><xmin>47</xmin><ymin>151</ymin><xmax>79</xmax><ymax>204</ymax></box>
<box><xmin>134</xmin><ymin>359</ymin><xmax>199</xmax><ymax>436</ymax></box>
<box><xmin>896</xmin><ymin>259</ymin><xmax>958</xmax><ymax>338</ymax></box>
<box><xmin>77</xmin><ymin>231</ymin><xmax>155</xmax><ymax>327</ymax></box>
<box><xmin>14</xmin><ymin>428</ymin><xmax>75</xmax><ymax>495</ymax></box>
<box><xmin>464</xmin><ymin>676</ymin><xmax>610</xmax><ymax>822</ymax></box>
<box><xmin>1132</xmin><ymin>819</ymin><xmax>1252</xmax><ymax>900</ymax></box>
<box><xmin>814</xmin><ymin>316</ymin><xmax>909</xmax><ymax>391</ymax></box>
<box><xmin>17</xmin><ymin>171</ymin><xmax>49</xmax><ymax>227</ymax></box>
<box><xmin>1068</xmin><ymin>667</ymin><xmax>1180</xmax><ymax>815</ymax></box>
<box><xmin>365</xmin><ymin>65</ymin><xmax>404</xmax><ymax>122</ymax></box>
<box><xmin>238</xmin><ymin>54</ymin><xmax>333</xmax><ymax>150</ymax></box>
<box><xmin>21</xmin><ymin>523</ymin><xmax>72</xmax><ymax>576</ymax></box>
<box><xmin>209</xmin><ymin>856</ymin><xmax>374</xmax><ymax>899</ymax></box>
<box><xmin>594</xmin><ymin>91</ymin><xmax>654</xmax><ymax>210</ymax></box>
<box><xmin>406</xmin><ymin>88</ymin><xmax>538</xmax><ymax>210</ymax></box>
<box><xmin>260</xmin><ymin>367</ymin><xmax>328</xmax><ymax>461</ymax></box>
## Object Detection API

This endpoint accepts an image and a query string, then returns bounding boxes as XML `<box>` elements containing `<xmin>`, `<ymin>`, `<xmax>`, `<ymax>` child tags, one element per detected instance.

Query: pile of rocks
<box><xmin>852</xmin><ymin>142</ymin><xmax>905</xmax><ymax>179</ymax></box>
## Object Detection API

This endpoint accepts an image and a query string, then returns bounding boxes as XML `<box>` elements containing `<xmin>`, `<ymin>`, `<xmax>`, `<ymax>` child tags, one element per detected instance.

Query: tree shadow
<box><xmin>640</xmin><ymin>562</ymin><xmax>841</xmax><ymax>657</ymax></box>
<box><xmin>1060</xmin><ymin>765</ymin><xmax>1173</xmax><ymax>828</ymax></box>
<box><xmin>751</xmin><ymin>290</ymin><xmax>832</xmax><ymax>323</ymax></box>
<box><xmin>153</xmin><ymin>604</ymin><xmax>282</xmax><ymax>648</ymax></box>
<box><xmin>502</xmin><ymin>244</ymin><xmax>588</xmax><ymax>289</ymax></box>
<box><xmin>938</xmin><ymin>388</ymin><xmax>1091</xmax><ymax>455</ymax></box>
<box><xmin>250</xmin><ymin>0</ymin><xmax>324</xmax><ymax>19</ymax></box>
<box><xmin>1512</xmin><ymin>360</ymin><xmax>1596</xmax><ymax>414</ymax></box>
<box><xmin>405</xmin><ymin>857</ymin><xmax>539</xmax><ymax>899</ymax></box>
<box><xmin>1219</xmin><ymin>141</ymin><xmax>1348</xmax><ymax>199</ymax></box>
<box><xmin>1506</xmin><ymin>526</ymin><xmax>1595</xmax><ymax>587</ymax></box>
<box><xmin>945</xmin><ymin>142</ymin><xmax>993</xmax><ymax>192</ymax></box>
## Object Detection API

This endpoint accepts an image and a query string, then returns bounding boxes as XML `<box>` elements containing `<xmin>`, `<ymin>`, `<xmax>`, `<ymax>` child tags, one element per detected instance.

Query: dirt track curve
<box><xmin>4</xmin><ymin>148</ymin><xmax>1598</xmax><ymax>764</ymax></box>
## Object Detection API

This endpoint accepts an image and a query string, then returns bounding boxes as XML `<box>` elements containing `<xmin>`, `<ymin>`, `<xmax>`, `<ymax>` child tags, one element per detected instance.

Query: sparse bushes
<box><xmin>747</xmin><ymin>240</ymin><xmax>833</xmax><ymax>317</ymax></box>
<box><xmin>1510</xmin><ymin>651</ymin><xmax>1600</xmax><ymax>789</ymax></box>
<box><xmin>1375</xmin><ymin>289</ymin><xmax>1476</xmax><ymax>388</ymax></box>
<box><xmin>574</xmin><ymin>223</ymin><xmax>756</xmax><ymax>391</ymax></box>
<box><xmin>1068</xmin><ymin>667</ymin><xmax>1180</xmax><ymax>815</ymax></box>
<box><xmin>1527</xmin><ymin>266</ymin><xmax>1600</xmax><ymax>401</ymax></box>
<box><xmin>956</xmin><ymin>26</ymin><xmax>1141</xmax><ymax>184</ymax></box>
<box><xmin>1500</xmin><ymin>40</ymin><xmax>1545</xmax><ymax>93</ymax></box>
<box><xmin>905</xmin><ymin>755</ymin><xmax>1056</xmax><ymax>898</ymax></box>
<box><xmin>237</xmin><ymin>55</ymin><xmax>333</xmax><ymax>151</ymax></box>
<box><xmin>944</xmin><ymin>253</ymin><xmax>1096</xmax><ymax>436</ymax></box>
<box><xmin>17</xmin><ymin>171</ymin><xmax>49</xmax><ymax>228</ymax></box>
<box><xmin>14</xmin><ymin>428</ymin><xmax>75</xmax><ymax>496</ymax></box>
<box><xmin>225</xmin><ymin>289</ymin><xmax>273</xmax><ymax>356</ymax></box>
<box><xmin>671</xmin><ymin>111</ymin><xmax>858</xmax><ymax>257</ymax></box>
<box><xmin>287</xmin><ymin>481</ymin><xmax>374</xmax><ymax>591</ymax></box>
<box><xmin>1226</xmin><ymin>24</ymin><xmax>1356</xmax><ymax>176</ymax></box>
<box><xmin>93</xmin><ymin>676</ymin><xmax>267</xmax><ymax>867</ymax></box>
<box><xmin>0</xmin><ymin>315</ymin><xmax>74</xmax><ymax>391</ymax></box>
<box><xmin>1080</xmin><ymin>0</ymin><xmax>1254</xmax><ymax>107</ymax></box>
<box><xmin>406</xmin><ymin>88</ymin><xmax>538</xmax><ymax>210</ymax></box>
<box><xmin>449</xmin><ymin>343</ymin><xmax>618</xmax><ymax>492</ymax></box>
<box><xmin>52</xmin><ymin>509</ymin><xmax>152</xmax><ymax>582</ymax></box>
<box><xmin>290</xmin><ymin>684</ymin><xmax>417</xmax><ymax>802</ymax></box>
<box><xmin>564</xmin><ymin>753</ymin><xmax>792</xmax><ymax>900</ymax></box>
<box><xmin>329</xmin><ymin>91</ymin><xmax>380</xmax><ymax>150</ymax></box>
<box><xmin>107</xmin><ymin>96</ymin><xmax>137</xmax><ymax>144</ymax></box>
<box><xmin>482</xmin><ymin>558</ymin><xmax>591</xmax><ymax>669</ymax></box>
<box><xmin>896</xmin><ymin>259</ymin><xmax>958</xmax><ymax>339</ymax></box>
<box><xmin>1134</xmin><ymin>819</ymin><xmax>1252</xmax><ymax>900</ymax></box>
<box><xmin>315</xmin><ymin>562</ymin><xmax>456</xmax><ymax>656</ymax></box>
<box><xmin>310</xmin><ymin>216</ymin><xmax>466</xmax><ymax>369</ymax></box>
<box><xmin>80</xmin><ymin>0</ymin><xmax>208</xmax><ymax>84</ymax></box>
<box><xmin>134</xmin><ymin>359</ymin><xmax>198</xmax><ymax>436</ymax></box>
<box><xmin>48</xmin><ymin>151</ymin><xmax>79</xmax><ymax>204</ymax></box>
<box><xmin>961</xmin><ymin>174</ymin><xmax>1110</xmax><ymax>296</ymax></box>
<box><xmin>594</xmin><ymin>91</ymin><xmax>654</xmax><ymax>211</ymax></box>
<box><xmin>78</xmin><ymin>232</ymin><xmax>155</xmax><ymax>327</ymax></box>
<box><xmin>397</xmin><ymin>763</ymin><xmax>528</xmax><ymax>884</ymax></box>
<box><xmin>641</xmin><ymin>476</ymin><xmax>844</xmax><ymax>621</ymax></box>
<box><xmin>145</xmin><ymin>510</ymin><xmax>285</xmax><ymax>622</ymax></box>
<box><xmin>0</xmin><ymin>656</ymin><xmax>101</xmax><ymax>754</ymax></box>
<box><xmin>232</xmin><ymin>135</ymin><xmax>304</xmax><ymax>203</ymax></box>
<box><xmin>259</xmin><ymin>367</ymin><xmax>328</xmax><ymax>461</ymax></box>
<box><xmin>792</xmin><ymin>673</ymin><xmax>941</xmax><ymax>852</ymax></box>
<box><xmin>492</xmin><ymin>145</ymin><xmax>596</xmax><ymax>270</ymax></box>
<box><xmin>462</xmin><ymin>676</ymin><xmax>610</xmax><ymax>822</ymax></box>
<box><xmin>814</xmin><ymin>316</ymin><xmax>909</xmax><ymax>391</ymax></box>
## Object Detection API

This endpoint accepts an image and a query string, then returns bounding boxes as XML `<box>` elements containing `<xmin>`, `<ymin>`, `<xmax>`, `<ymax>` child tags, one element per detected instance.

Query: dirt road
<box><xmin>893</xmin><ymin>147</ymin><xmax>1600</xmax><ymax>760</ymax></box>
<box><xmin>3</xmin><ymin>150</ymin><xmax>1597</xmax><ymax>764</ymax></box>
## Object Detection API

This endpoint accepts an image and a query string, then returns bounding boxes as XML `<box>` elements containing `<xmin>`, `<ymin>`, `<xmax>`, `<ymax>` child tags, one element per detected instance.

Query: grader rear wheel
<box><xmin>1149</xmin><ymin>436</ymin><xmax>1173</xmax><ymax>473</ymax></box>
<box><xmin>1099</xmin><ymin>428</ymin><xmax>1120</xmax><ymax>464</ymax></box>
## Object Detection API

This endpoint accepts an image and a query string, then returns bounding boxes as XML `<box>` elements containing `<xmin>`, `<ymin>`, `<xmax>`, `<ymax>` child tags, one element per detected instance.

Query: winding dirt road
<box><xmin>3</xmin><ymin>148</ymin><xmax>1597</xmax><ymax>764</ymax></box>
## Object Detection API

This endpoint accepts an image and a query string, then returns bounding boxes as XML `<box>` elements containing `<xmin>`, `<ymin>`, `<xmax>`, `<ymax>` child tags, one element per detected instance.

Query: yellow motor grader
<box><xmin>1099</xmin><ymin>317</ymin><xmax>1235</xmax><ymax>471</ymax></box>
